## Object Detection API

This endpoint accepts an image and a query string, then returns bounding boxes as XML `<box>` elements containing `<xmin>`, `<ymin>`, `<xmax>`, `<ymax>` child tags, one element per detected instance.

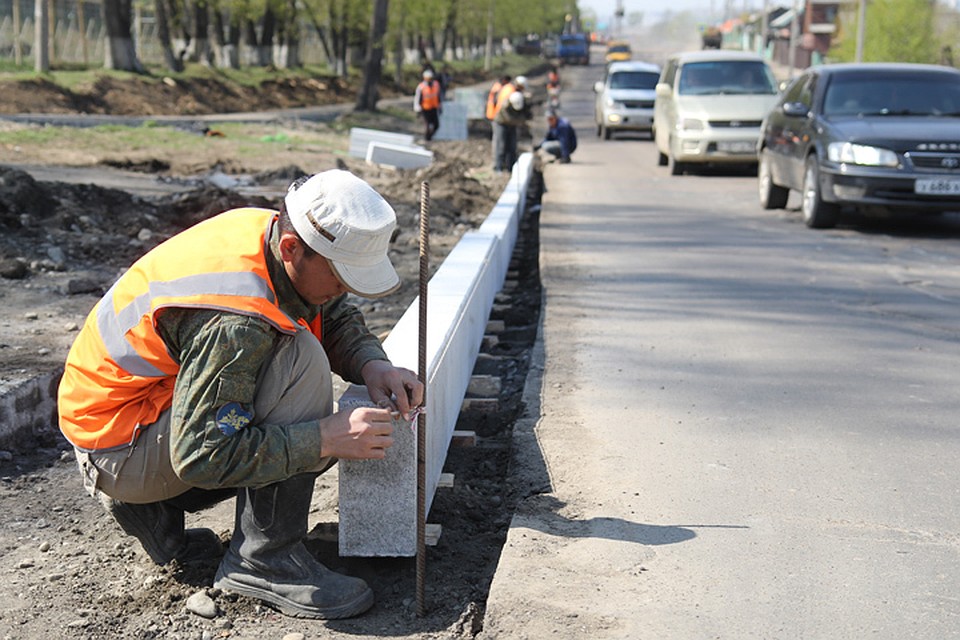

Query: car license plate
<box><xmin>915</xmin><ymin>178</ymin><xmax>960</xmax><ymax>195</ymax></box>
<box><xmin>716</xmin><ymin>141</ymin><xmax>755</xmax><ymax>154</ymax></box>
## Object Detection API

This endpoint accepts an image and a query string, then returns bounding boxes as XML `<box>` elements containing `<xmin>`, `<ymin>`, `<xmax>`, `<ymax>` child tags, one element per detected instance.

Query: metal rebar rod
<box><xmin>416</xmin><ymin>180</ymin><xmax>430</xmax><ymax>617</ymax></box>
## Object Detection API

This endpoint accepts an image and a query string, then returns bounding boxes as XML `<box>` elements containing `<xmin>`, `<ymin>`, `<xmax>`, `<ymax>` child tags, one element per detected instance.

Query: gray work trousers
<box><xmin>493</xmin><ymin>122</ymin><xmax>518</xmax><ymax>172</ymax></box>
<box><xmin>75</xmin><ymin>329</ymin><xmax>334</xmax><ymax>504</ymax></box>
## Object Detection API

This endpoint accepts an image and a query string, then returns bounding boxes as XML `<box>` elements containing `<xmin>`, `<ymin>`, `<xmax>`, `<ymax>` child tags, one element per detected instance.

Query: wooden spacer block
<box><xmin>468</xmin><ymin>374</ymin><xmax>502</xmax><ymax>397</ymax></box>
<box><xmin>425</xmin><ymin>523</ymin><xmax>442</xmax><ymax>546</ymax></box>
<box><xmin>485</xmin><ymin>319</ymin><xmax>506</xmax><ymax>333</ymax></box>
<box><xmin>437</xmin><ymin>473</ymin><xmax>455</xmax><ymax>488</ymax></box>
<box><xmin>461</xmin><ymin>397</ymin><xmax>500</xmax><ymax>413</ymax></box>
<box><xmin>451</xmin><ymin>430</ymin><xmax>477</xmax><ymax>447</ymax></box>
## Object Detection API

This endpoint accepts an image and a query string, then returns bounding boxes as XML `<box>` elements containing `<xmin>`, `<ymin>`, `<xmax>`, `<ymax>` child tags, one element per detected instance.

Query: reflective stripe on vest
<box><xmin>418</xmin><ymin>80</ymin><xmax>441</xmax><ymax>110</ymax></box>
<box><xmin>58</xmin><ymin>208</ymin><xmax>306</xmax><ymax>451</ymax></box>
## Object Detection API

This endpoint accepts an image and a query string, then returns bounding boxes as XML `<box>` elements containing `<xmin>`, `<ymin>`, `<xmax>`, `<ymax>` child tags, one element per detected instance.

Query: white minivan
<box><xmin>653</xmin><ymin>50</ymin><xmax>779</xmax><ymax>175</ymax></box>
<box><xmin>593</xmin><ymin>60</ymin><xmax>661</xmax><ymax>140</ymax></box>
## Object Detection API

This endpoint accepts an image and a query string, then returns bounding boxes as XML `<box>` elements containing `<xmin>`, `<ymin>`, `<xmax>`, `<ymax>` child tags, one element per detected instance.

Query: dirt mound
<box><xmin>0</xmin><ymin>66</ymin><xmax>505</xmax><ymax>117</ymax></box>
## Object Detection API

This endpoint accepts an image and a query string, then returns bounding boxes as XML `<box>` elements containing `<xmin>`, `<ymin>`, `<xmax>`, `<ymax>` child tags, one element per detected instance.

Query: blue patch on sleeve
<box><xmin>216</xmin><ymin>402</ymin><xmax>254</xmax><ymax>436</ymax></box>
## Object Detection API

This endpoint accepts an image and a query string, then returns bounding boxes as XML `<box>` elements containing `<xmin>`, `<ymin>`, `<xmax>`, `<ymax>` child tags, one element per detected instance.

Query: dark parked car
<box><xmin>758</xmin><ymin>63</ymin><xmax>960</xmax><ymax>228</ymax></box>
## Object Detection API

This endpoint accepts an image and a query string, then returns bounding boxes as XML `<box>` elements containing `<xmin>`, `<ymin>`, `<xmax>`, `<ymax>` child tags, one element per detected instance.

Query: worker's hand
<box><xmin>361</xmin><ymin>359</ymin><xmax>424</xmax><ymax>421</ymax></box>
<box><xmin>319</xmin><ymin>407</ymin><xmax>395</xmax><ymax>459</ymax></box>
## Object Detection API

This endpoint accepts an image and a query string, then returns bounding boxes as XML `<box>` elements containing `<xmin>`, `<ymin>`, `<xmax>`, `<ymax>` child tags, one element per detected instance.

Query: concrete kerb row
<box><xmin>337</xmin><ymin>153</ymin><xmax>535</xmax><ymax>557</ymax></box>
<box><xmin>0</xmin><ymin>153</ymin><xmax>535</xmax><ymax>559</ymax></box>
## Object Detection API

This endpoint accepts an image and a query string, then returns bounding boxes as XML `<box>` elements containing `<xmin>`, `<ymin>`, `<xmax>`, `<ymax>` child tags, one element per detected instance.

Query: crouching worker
<box><xmin>57</xmin><ymin>170</ymin><xmax>423</xmax><ymax>620</ymax></box>
<box><xmin>537</xmin><ymin>110</ymin><xmax>578</xmax><ymax>164</ymax></box>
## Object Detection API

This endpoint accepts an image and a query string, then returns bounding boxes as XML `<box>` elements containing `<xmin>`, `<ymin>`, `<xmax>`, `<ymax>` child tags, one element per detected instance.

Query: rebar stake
<box><xmin>416</xmin><ymin>180</ymin><xmax>430</xmax><ymax>617</ymax></box>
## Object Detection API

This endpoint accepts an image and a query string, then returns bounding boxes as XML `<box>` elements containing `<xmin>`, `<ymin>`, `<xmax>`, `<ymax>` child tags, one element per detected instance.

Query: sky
<box><xmin>579</xmin><ymin>0</ymin><xmax>758</xmax><ymax>31</ymax></box>
<box><xmin>580</xmin><ymin>0</ymin><xmax>710</xmax><ymax>27</ymax></box>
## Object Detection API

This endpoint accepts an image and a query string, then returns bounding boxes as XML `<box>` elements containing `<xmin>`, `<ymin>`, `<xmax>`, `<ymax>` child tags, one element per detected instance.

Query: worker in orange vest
<box><xmin>414</xmin><ymin>69</ymin><xmax>443</xmax><ymax>141</ymax></box>
<box><xmin>58</xmin><ymin>170</ymin><xmax>423</xmax><ymax>620</ymax></box>
<box><xmin>491</xmin><ymin>75</ymin><xmax>528</xmax><ymax>172</ymax></box>
<box><xmin>485</xmin><ymin>74</ymin><xmax>511</xmax><ymax>121</ymax></box>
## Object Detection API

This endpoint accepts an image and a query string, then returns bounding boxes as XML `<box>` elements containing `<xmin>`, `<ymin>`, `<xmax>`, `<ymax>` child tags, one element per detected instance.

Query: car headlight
<box><xmin>827</xmin><ymin>142</ymin><xmax>898</xmax><ymax>167</ymax></box>
<box><xmin>679</xmin><ymin>118</ymin><xmax>705</xmax><ymax>131</ymax></box>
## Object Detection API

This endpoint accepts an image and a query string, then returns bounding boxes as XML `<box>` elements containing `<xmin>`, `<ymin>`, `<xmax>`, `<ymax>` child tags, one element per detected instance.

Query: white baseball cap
<box><xmin>514</xmin><ymin>75</ymin><xmax>528</xmax><ymax>87</ymax></box>
<box><xmin>284</xmin><ymin>170</ymin><xmax>400</xmax><ymax>298</ymax></box>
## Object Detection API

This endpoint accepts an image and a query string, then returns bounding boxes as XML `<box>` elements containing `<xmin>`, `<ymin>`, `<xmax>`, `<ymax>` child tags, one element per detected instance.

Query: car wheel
<box><xmin>670</xmin><ymin>156</ymin><xmax>686</xmax><ymax>176</ymax></box>
<box><xmin>802</xmin><ymin>156</ymin><xmax>839</xmax><ymax>229</ymax></box>
<box><xmin>596</xmin><ymin>122</ymin><xmax>602</xmax><ymax>137</ymax></box>
<box><xmin>758</xmin><ymin>154</ymin><xmax>789</xmax><ymax>209</ymax></box>
<box><xmin>658</xmin><ymin>151</ymin><xmax>668</xmax><ymax>166</ymax></box>
<box><xmin>603</xmin><ymin>126</ymin><xmax>612</xmax><ymax>140</ymax></box>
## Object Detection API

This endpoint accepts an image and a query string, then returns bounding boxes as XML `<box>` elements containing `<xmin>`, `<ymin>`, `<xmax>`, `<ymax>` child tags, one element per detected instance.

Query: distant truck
<box><xmin>557</xmin><ymin>33</ymin><xmax>590</xmax><ymax>65</ymax></box>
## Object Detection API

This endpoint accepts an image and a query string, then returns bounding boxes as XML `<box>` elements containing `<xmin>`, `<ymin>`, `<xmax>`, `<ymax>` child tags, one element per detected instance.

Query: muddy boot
<box><xmin>213</xmin><ymin>474</ymin><xmax>374</xmax><ymax>619</ymax></box>
<box><xmin>99</xmin><ymin>492</ymin><xmax>222</xmax><ymax>565</ymax></box>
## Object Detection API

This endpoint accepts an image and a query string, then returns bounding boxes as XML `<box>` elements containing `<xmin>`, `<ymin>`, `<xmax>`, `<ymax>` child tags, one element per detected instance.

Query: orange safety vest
<box><xmin>485</xmin><ymin>81</ymin><xmax>504</xmax><ymax>120</ymax></box>
<box><xmin>492</xmin><ymin>83</ymin><xmax>517</xmax><ymax>119</ymax></box>
<box><xmin>58</xmin><ymin>208</ymin><xmax>317</xmax><ymax>452</ymax></box>
<box><xmin>418</xmin><ymin>80</ymin><xmax>441</xmax><ymax>110</ymax></box>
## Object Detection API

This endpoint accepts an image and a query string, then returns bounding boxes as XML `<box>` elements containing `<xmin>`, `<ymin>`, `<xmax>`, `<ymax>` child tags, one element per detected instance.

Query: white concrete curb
<box><xmin>337</xmin><ymin>153</ymin><xmax>535</xmax><ymax>556</ymax></box>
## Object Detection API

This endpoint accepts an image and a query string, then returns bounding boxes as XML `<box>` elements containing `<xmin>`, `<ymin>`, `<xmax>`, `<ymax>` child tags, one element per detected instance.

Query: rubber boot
<box><xmin>213</xmin><ymin>474</ymin><xmax>374</xmax><ymax>619</ymax></box>
<box><xmin>99</xmin><ymin>492</ymin><xmax>223</xmax><ymax>565</ymax></box>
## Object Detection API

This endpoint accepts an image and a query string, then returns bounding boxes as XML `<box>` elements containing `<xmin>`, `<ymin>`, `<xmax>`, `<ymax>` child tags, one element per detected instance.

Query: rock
<box><xmin>185</xmin><ymin>590</ymin><xmax>218</xmax><ymax>619</ymax></box>
<box><xmin>63</xmin><ymin>278</ymin><xmax>101</xmax><ymax>295</ymax></box>
<box><xmin>24</xmin><ymin>311</ymin><xmax>38</xmax><ymax>320</ymax></box>
<box><xmin>47</xmin><ymin>247</ymin><xmax>66</xmax><ymax>266</ymax></box>
<box><xmin>0</xmin><ymin>258</ymin><xmax>28</xmax><ymax>280</ymax></box>
<box><xmin>282</xmin><ymin>634</ymin><xmax>306</xmax><ymax>640</ymax></box>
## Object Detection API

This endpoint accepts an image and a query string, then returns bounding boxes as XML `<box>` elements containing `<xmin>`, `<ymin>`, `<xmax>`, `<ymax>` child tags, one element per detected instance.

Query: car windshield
<box><xmin>677</xmin><ymin>61</ymin><xmax>777</xmax><ymax>96</ymax></box>
<box><xmin>609</xmin><ymin>71</ymin><xmax>659</xmax><ymax>90</ymax></box>
<box><xmin>608</xmin><ymin>45</ymin><xmax>630</xmax><ymax>54</ymax></box>
<box><xmin>822</xmin><ymin>73</ymin><xmax>960</xmax><ymax>117</ymax></box>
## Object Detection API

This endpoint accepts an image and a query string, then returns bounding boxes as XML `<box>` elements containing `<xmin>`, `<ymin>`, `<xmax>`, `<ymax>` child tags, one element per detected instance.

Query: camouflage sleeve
<box><xmin>157</xmin><ymin>309</ymin><xmax>326</xmax><ymax>489</ymax></box>
<box><xmin>320</xmin><ymin>294</ymin><xmax>390</xmax><ymax>384</ymax></box>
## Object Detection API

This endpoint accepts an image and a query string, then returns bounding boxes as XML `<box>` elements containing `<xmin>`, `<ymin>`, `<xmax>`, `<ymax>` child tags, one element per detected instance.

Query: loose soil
<box><xmin>0</xmin><ymin>72</ymin><xmax>545</xmax><ymax>639</ymax></box>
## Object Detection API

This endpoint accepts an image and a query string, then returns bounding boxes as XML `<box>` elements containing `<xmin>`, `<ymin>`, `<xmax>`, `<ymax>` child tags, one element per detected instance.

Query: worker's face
<box><xmin>279</xmin><ymin>233</ymin><xmax>348</xmax><ymax>305</ymax></box>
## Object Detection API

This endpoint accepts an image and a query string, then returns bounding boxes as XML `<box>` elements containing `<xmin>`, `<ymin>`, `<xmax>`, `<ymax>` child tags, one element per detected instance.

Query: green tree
<box><xmin>832</xmin><ymin>0</ymin><xmax>939</xmax><ymax>64</ymax></box>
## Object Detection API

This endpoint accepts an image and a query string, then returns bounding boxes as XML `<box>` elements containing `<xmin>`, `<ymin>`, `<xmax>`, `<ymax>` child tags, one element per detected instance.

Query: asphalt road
<box><xmin>483</xmin><ymin>58</ymin><xmax>960</xmax><ymax>639</ymax></box>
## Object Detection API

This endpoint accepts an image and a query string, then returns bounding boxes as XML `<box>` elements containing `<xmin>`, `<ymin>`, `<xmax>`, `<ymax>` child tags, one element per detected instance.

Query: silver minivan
<box><xmin>593</xmin><ymin>60</ymin><xmax>661</xmax><ymax>140</ymax></box>
<box><xmin>653</xmin><ymin>50</ymin><xmax>779</xmax><ymax>175</ymax></box>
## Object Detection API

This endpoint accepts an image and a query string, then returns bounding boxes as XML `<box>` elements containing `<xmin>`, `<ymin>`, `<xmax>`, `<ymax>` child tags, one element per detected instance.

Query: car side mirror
<box><xmin>782</xmin><ymin>101</ymin><xmax>809</xmax><ymax>118</ymax></box>
<box><xmin>655</xmin><ymin>83</ymin><xmax>671</xmax><ymax>98</ymax></box>
<box><xmin>594</xmin><ymin>81</ymin><xmax>604</xmax><ymax>93</ymax></box>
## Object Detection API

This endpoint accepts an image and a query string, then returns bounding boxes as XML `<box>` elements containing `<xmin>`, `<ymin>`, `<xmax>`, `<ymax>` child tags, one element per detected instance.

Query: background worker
<box><xmin>58</xmin><ymin>170</ymin><xmax>423</xmax><ymax>621</ymax></box>
<box><xmin>537</xmin><ymin>110</ymin><xmax>578</xmax><ymax>164</ymax></box>
<box><xmin>491</xmin><ymin>75</ymin><xmax>529</xmax><ymax>172</ymax></box>
<box><xmin>546</xmin><ymin>67</ymin><xmax>561</xmax><ymax>110</ymax></box>
<box><xmin>485</xmin><ymin>74</ymin><xmax>511</xmax><ymax>121</ymax></box>
<box><xmin>414</xmin><ymin>68</ymin><xmax>443</xmax><ymax>141</ymax></box>
<box><xmin>486</xmin><ymin>74</ymin><xmax>511</xmax><ymax>171</ymax></box>
<box><xmin>494</xmin><ymin>88</ymin><xmax>532</xmax><ymax>173</ymax></box>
